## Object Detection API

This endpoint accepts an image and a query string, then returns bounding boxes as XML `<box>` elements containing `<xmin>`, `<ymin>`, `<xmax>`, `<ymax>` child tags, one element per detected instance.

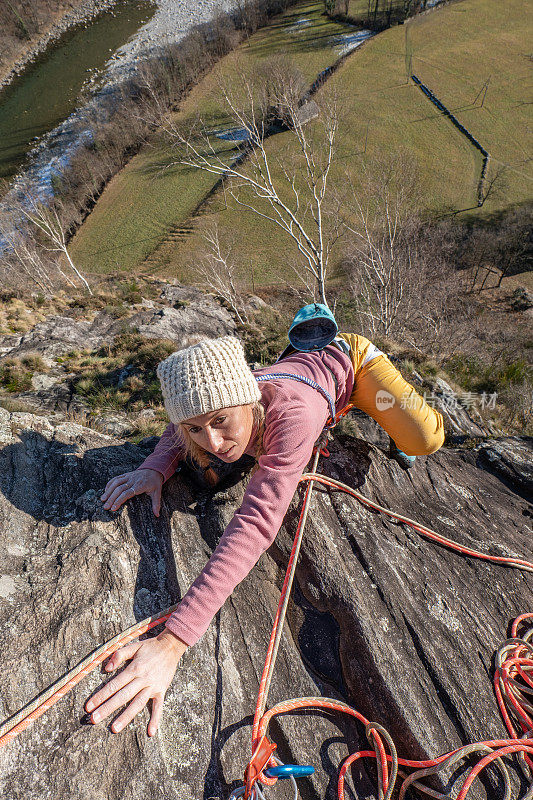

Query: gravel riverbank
<box><xmin>2</xmin><ymin>0</ymin><xmax>240</xmax><ymax>198</ymax></box>
<box><xmin>105</xmin><ymin>0</ymin><xmax>239</xmax><ymax>84</ymax></box>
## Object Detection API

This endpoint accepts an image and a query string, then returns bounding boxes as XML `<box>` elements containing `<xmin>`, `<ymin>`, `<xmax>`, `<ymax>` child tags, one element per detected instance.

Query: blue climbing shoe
<box><xmin>388</xmin><ymin>437</ymin><xmax>416</xmax><ymax>469</ymax></box>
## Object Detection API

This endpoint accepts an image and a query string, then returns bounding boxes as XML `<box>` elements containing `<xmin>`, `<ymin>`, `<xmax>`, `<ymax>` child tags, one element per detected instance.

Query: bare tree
<box><xmin>343</xmin><ymin>152</ymin><xmax>473</xmax><ymax>359</ymax></box>
<box><xmin>18</xmin><ymin>194</ymin><xmax>92</xmax><ymax>294</ymax></box>
<box><xmin>462</xmin><ymin>200</ymin><xmax>531</xmax><ymax>292</ymax></box>
<box><xmin>193</xmin><ymin>223</ymin><xmax>250</xmax><ymax>325</ymax></box>
<box><xmin>0</xmin><ymin>200</ymin><xmax>81</xmax><ymax>293</ymax></box>
<box><xmin>0</xmin><ymin>218</ymin><xmax>54</xmax><ymax>293</ymax></box>
<box><xmin>478</xmin><ymin>161</ymin><xmax>507</xmax><ymax>208</ymax></box>
<box><xmin>343</xmin><ymin>153</ymin><xmax>422</xmax><ymax>337</ymax></box>
<box><xmin>158</xmin><ymin>58</ymin><xmax>343</xmax><ymax>307</ymax></box>
<box><xmin>324</xmin><ymin>0</ymin><xmax>349</xmax><ymax>15</ymax></box>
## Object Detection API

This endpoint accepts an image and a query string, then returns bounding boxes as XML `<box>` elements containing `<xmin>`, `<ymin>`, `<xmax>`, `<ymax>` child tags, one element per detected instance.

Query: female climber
<box><xmin>85</xmin><ymin>305</ymin><xmax>445</xmax><ymax>738</ymax></box>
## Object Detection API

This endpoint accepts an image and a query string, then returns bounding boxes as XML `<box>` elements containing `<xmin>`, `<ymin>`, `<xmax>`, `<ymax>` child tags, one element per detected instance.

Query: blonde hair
<box><xmin>175</xmin><ymin>401</ymin><xmax>265</xmax><ymax>487</ymax></box>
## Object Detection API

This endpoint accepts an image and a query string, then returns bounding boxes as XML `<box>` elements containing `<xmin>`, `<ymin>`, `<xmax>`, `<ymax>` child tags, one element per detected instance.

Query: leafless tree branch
<box><xmin>158</xmin><ymin>57</ymin><xmax>341</xmax><ymax>306</ymax></box>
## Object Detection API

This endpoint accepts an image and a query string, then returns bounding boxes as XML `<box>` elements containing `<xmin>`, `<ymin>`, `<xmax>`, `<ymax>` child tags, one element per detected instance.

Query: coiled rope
<box><xmin>1</xmin><ymin>447</ymin><xmax>532</xmax><ymax>800</ymax></box>
<box><xmin>241</xmin><ymin>448</ymin><xmax>533</xmax><ymax>799</ymax></box>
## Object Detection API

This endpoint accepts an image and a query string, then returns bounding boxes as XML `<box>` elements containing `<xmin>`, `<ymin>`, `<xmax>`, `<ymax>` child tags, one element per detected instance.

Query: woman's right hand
<box><xmin>101</xmin><ymin>469</ymin><xmax>164</xmax><ymax>516</ymax></box>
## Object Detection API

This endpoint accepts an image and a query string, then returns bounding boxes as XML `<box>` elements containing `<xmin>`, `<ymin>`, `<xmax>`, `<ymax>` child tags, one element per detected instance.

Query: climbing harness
<box><xmin>0</xmin><ymin>373</ymin><xmax>532</xmax><ymax>799</ymax></box>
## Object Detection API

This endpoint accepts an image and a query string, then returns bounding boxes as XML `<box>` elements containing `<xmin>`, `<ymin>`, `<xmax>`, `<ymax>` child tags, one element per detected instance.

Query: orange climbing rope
<box><xmin>240</xmin><ymin>443</ymin><xmax>533</xmax><ymax>800</ymax></box>
<box><xmin>1</xmin><ymin>430</ymin><xmax>532</xmax><ymax>800</ymax></box>
<box><xmin>0</xmin><ymin>605</ymin><xmax>179</xmax><ymax>750</ymax></box>
<box><xmin>302</xmin><ymin>472</ymin><xmax>533</xmax><ymax>574</ymax></box>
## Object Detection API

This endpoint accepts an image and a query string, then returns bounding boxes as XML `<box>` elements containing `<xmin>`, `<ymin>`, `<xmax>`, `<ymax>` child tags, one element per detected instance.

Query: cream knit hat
<box><xmin>157</xmin><ymin>336</ymin><xmax>261</xmax><ymax>425</ymax></box>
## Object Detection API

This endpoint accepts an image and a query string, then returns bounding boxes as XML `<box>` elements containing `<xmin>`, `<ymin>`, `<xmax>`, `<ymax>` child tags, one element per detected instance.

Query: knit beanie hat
<box><xmin>157</xmin><ymin>336</ymin><xmax>261</xmax><ymax>425</ymax></box>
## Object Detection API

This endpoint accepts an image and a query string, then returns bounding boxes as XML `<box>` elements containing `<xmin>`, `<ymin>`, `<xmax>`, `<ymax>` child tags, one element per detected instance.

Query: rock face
<box><xmin>0</xmin><ymin>285</ymin><xmax>235</xmax><ymax>363</ymax></box>
<box><xmin>5</xmin><ymin>313</ymin><xmax>116</xmax><ymax>360</ymax></box>
<box><xmin>0</xmin><ymin>407</ymin><xmax>531</xmax><ymax>799</ymax></box>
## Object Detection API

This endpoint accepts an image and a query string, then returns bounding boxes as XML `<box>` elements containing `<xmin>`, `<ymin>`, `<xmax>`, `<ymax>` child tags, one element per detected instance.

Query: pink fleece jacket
<box><xmin>138</xmin><ymin>345</ymin><xmax>355</xmax><ymax>647</ymax></box>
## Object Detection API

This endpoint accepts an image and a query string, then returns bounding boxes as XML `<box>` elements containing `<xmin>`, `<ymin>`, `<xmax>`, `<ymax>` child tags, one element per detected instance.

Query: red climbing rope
<box><xmin>302</xmin><ymin>472</ymin><xmax>533</xmax><ymax>574</ymax></box>
<box><xmin>243</xmin><ymin>457</ymin><xmax>533</xmax><ymax>799</ymax></box>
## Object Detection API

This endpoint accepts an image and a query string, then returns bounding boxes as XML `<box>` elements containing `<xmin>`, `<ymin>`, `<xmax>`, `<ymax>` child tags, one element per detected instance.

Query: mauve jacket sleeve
<box><xmin>164</xmin><ymin>395</ymin><xmax>325</xmax><ymax>647</ymax></box>
<box><xmin>137</xmin><ymin>422</ymin><xmax>185</xmax><ymax>483</ymax></box>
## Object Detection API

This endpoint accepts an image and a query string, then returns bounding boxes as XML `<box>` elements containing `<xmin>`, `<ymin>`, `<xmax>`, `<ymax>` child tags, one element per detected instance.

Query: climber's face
<box><xmin>181</xmin><ymin>404</ymin><xmax>254</xmax><ymax>462</ymax></box>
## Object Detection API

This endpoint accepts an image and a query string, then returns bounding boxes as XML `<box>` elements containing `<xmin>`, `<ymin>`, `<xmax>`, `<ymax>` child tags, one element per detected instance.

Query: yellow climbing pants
<box><xmin>339</xmin><ymin>333</ymin><xmax>445</xmax><ymax>457</ymax></box>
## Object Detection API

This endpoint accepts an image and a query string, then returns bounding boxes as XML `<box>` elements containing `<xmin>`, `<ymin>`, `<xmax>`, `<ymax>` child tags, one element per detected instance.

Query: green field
<box><xmin>70</xmin><ymin>0</ymin><xmax>532</xmax><ymax>286</ymax></box>
<box><xmin>69</xmin><ymin>1</ymin><xmax>360</xmax><ymax>275</ymax></box>
<box><xmin>406</xmin><ymin>0</ymin><xmax>532</xmax><ymax>207</ymax></box>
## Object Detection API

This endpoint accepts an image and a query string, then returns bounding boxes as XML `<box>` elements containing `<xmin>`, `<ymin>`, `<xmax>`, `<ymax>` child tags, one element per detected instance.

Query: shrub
<box><xmin>70</xmin><ymin>332</ymin><xmax>176</xmax><ymax>412</ymax></box>
<box><xmin>103</xmin><ymin>303</ymin><xmax>129</xmax><ymax>319</ymax></box>
<box><xmin>0</xmin><ymin>350</ymin><xmax>49</xmax><ymax>392</ymax></box>
<box><xmin>20</xmin><ymin>352</ymin><xmax>47</xmax><ymax>372</ymax></box>
<box><xmin>127</xmin><ymin>410</ymin><xmax>169</xmax><ymax>443</ymax></box>
<box><xmin>499</xmin><ymin>380</ymin><xmax>533</xmax><ymax>434</ymax></box>
<box><xmin>242</xmin><ymin>307</ymin><xmax>291</xmax><ymax>364</ymax></box>
<box><xmin>444</xmin><ymin>351</ymin><xmax>533</xmax><ymax>433</ymax></box>
<box><xmin>0</xmin><ymin>359</ymin><xmax>32</xmax><ymax>392</ymax></box>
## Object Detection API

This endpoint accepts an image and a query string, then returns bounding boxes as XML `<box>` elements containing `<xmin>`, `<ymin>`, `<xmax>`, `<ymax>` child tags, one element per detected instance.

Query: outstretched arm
<box><xmin>91</xmin><ymin>390</ymin><xmax>328</xmax><ymax>735</ymax></box>
<box><xmin>164</xmin><ymin>397</ymin><xmax>326</xmax><ymax>647</ymax></box>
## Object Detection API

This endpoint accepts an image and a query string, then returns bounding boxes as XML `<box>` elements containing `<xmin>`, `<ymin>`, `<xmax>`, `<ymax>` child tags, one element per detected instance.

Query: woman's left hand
<box><xmin>85</xmin><ymin>630</ymin><xmax>188</xmax><ymax>736</ymax></box>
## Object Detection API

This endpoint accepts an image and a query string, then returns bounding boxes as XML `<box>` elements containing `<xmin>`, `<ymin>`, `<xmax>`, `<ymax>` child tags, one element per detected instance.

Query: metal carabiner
<box><xmin>228</xmin><ymin>785</ymin><xmax>246</xmax><ymax>800</ymax></box>
<box><xmin>263</xmin><ymin>764</ymin><xmax>315</xmax><ymax>779</ymax></box>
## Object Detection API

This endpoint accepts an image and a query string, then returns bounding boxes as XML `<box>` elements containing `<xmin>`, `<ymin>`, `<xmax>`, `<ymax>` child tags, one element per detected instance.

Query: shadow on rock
<box><xmin>0</xmin><ymin>427</ymin><xmax>151</xmax><ymax>525</ymax></box>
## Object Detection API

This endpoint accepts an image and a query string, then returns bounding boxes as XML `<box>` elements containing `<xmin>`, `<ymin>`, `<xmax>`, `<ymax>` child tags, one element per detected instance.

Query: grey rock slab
<box><xmin>0</xmin><ymin>315</ymin><xmax>108</xmax><ymax>360</ymax></box>
<box><xmin>30</xmin><ymin>373</ymin><xmax>61</xmax><ymax>391</ymax></box>
<box><xmin>431</xmin><ymin>377</ymin><xmax>491</xmax><ymax>437</ymax></box>
<box><xmin>0</xmin><ymin>287</ymin><xmax>235</xmax><ymax>365</ymax></box>
<box><xmin>0</xmin><ymin>409</ymin><xmax>531</xmax><ymax>798</ymax></box>
<box><xmin>91</xmin><ymin>414</ymin><xmax>132</xmax><ymax>438</ymax></box>
<box><xmin>0</xmin><ymin>334</ymin><xmax>22</xmax><ymax>357</ymax></box>
<box><xmin>295</xmin><ymin>99</ymin><xmax>320</xmax><ymax>125</ymax></box>
<box><xmin>475</xmin><ymin>436</ymin><xmax>533</xmax><ymax>498</ymax></box>
<box><xmin>133</xmin><ymin>305</ymin><xmax>236</xmax><ymax>344</ymax></box>
<box><xmin>243</xmin><ymin>295</ymin><xmax>269</xmax><ymax>312</ymax></box>
<box><xmin>14</xmin><ymin>384</ymin><xmax>84</xmax><ymax>415</ymax></box>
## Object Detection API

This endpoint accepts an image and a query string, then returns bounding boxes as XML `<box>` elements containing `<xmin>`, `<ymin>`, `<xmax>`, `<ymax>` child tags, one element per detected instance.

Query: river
<box><xmin>0</xmin><ymin>0</ymin><xmax>156</xmax><ymax>181</ymax></box>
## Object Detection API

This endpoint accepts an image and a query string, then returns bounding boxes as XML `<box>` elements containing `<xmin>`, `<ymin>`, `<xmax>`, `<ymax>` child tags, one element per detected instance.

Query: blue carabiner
<box><xmin>263</xmin><ymin>764</ymin><xmax>315</xmax><ymax>779</ymax></box>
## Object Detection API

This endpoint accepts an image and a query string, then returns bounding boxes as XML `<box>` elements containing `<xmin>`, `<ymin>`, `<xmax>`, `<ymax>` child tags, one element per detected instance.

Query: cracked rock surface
<box><xmin>0</xmin><ymin>407</ymin><xmax>531</xmax><ymax>799</ymax></box>
<box><xmin>0</xmin><ymin>285</ymin><xmax>235</xmax><ymax>364</ymax></box>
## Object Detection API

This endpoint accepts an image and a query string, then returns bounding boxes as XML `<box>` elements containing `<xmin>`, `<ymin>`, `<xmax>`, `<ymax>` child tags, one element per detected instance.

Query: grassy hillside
<box><xmin>406</xmin><ymin>0</ymin><xmax>532</xmax><ymax>208</ymax></box>
<box><xmin>69</xmin><ymin>1</ymin><xmax>360</xmax><ymax>275</ymax></box>
<box><xmin>69</xmin><ymin>0</ymin><xmax>532</xmax><ymax>285</ymax></box>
